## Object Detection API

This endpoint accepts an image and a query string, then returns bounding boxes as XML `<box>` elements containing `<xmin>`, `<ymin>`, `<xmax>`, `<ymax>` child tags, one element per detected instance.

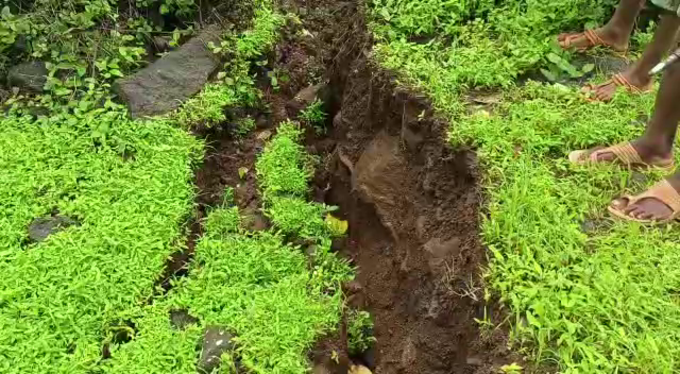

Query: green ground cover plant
<box><xmin>0</xmin><ymin>103</ymin><xmax>202</xmax><ymax>374</ymax></box>
<box><xmin>174</xmin><ymin>5</ymin><xmax>286</xmax><ymax>128</ymax></box>
<box><xmin>0</xmin><ymin>0</ymin><xmax>347</xmax><ymax>372</ymax></box>
<box><xmin>102</xmin><ymin>120</ymin><xmax>352</xmax><ymax>373</ymax></box>
<box><xmin>370</xmin><ymin>0</ymin><xmax>680</xmax><ymax>372</ymax></box>
<box><xmin>299</xmin><ymin>98</ymin><xmax>328</xmax><ymax>134</ymax></box>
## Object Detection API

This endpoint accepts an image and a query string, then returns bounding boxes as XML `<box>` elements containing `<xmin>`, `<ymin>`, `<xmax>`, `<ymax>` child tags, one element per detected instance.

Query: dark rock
<box><xmin>241</xmin><ymin>207</ymin><xmax>270</xmax><ymax>231</ymax></box>
<box><xmin>25</xmin><ymin>105</ymin><xmax>49</xmax><ymax>118</ymax></box>
<box><xmin>0</xmin><ymin>88</ymin><xmax>9</xmax><ymax>104</ymax></box>
<box><xmin>114</xmin><ymin>25</ymin><xmax>222</xmax><ymax>118</ymax></box>
<box><xmin>28</xmin><ymin>215</ymin><xmax>78</xmax><ymax>242</ymax></box>
<box><xmin>152</xmin><ymin>36</ymin><xmax>171</xmax><ymax>53</ymax></box>
<box><xmin>286</xmin><ymin>83</ymin><xmax>328</xmax><ymax>116</ymax></box>
<box><xmin>198</xmin><ymin>326</ymin><xmax>235</xmax><ymax>374</ymax></box>
<box><xmin>592</xmin><ymin>55</ymin><xmax>628</xmax><ymax>76</ymax></box>
<box><xmin>255</xmin><ymin>115</ymin><xmax>269</xmax><ymax>129</ymax></box>
<box><xmin>169</xmin><ymin>309</ymin><xmax>199</xmax><ymax>330</ymax></box>
<box><xmin>7</xmin><ymin>61</ymin><xmax>47</xmax><ymax>93</ymax></box>
<box><xmin>12</xmin><ymin>34</ymin><xmax>29</xmax><ymax>54</ymax></box>
<box><xmin>360</xmin><ymin>346</ymin><xmax>376</xmax><ymax>369</ymax></box>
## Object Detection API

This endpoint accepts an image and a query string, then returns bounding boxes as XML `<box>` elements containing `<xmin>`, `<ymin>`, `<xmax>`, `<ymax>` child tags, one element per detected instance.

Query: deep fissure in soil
<box><xmin>167</xmin><ymin>0</ymin><xmax>522</xmax><ymax>371</ymax></box>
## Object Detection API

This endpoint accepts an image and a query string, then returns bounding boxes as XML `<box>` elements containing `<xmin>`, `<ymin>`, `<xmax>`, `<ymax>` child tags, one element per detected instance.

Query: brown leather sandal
<box><xmin>608</xmin><ymin>179</ymin><xmax>680</xmax><ymax>224</ymax></box>
<box><xmin>559</xmin><ymin>29</ymin><xmax>628</xmax><ymax>53</ymax></box>
<box><xmin>582</xmin><ymin>73</ymin><xmax>654</xmax><ymax>102</ymax></box>
<box><xmin>568</xmin><ymin>141</ymin><xmax>675</xmax><ymax>172</ymax></box>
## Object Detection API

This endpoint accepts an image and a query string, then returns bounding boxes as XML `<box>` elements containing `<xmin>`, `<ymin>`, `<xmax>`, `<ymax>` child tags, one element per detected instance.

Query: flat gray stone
<box><xmin>28</xmin><ymin>215</ymin><xmax>77</xmax><ymax>242</ymax></box>
<box><xmin>198</xmin><ymin>326</ymin><xmax>235</xmax><ymax>374</ymax></box>
<box><xmin>115</xmin><ymin>25</ymin><xmax>223</xmax><ymax>118</ymax></box>
<box><xmin>7</xmin><ymin>61</ymin><xmax>47</xmax><ymax>93</ymax></box>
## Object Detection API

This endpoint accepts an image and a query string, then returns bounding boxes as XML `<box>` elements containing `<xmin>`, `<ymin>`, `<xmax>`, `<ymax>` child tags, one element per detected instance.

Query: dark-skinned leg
<box><xmin>589</xmin><ymin>12</ymin><xmax>680</xmax><ymax>101</ymax></box>
<box><xmin>559</xmin><ymin>0</ymin><xmax>645</xmax><ymax>50</ymax></box>
<box><xmin>611</xmin><ymin>60</ymin><xmax>680</xmax><ymax>220</ymax></box>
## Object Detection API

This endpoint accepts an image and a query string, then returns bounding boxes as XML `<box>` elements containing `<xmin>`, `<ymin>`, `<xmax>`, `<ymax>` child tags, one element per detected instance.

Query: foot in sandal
<box><xmin>609</xmin><ymin>177</ymin><xmax>680</xmax><ymax>223</ymax></box>
<box><xmin>582</xmin><ymin>71</ymin><xmax>653</xmax><ymax>102</ymax></box>
<box><xmin>558</xmin><ymin>28</ymin><xmax>629</xmax><ymax>53</ymax></box>
<box><xmin>568</xmin><ymin>138</ymin><xmax>674</xmax><ymax>171</ymax></box>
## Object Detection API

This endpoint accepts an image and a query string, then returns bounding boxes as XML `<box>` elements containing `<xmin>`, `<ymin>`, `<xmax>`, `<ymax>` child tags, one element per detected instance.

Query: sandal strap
<box><xmin>627</xmin><ymin>179</ymin><xmax>680</xmax><ymax>214</ymax></box>
<box><xmin>612</xmin><ymin>73</ymin><xmax>644</xmax><ymax>94</ymax></box>
<box><xmin>591</xmin><ymin>142</ymin><xmax>643</xmax><ymax>165</ymax></box>
<box><xmin>584</xmin><ymin>29</ymin><xmax>604</xmax><ymax>47</ymax></box>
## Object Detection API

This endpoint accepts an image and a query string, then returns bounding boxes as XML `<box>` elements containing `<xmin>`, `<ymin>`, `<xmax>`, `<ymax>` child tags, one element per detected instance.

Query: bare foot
<box><xmin>558</xmin><ymin>28</ymin><xmax>629</xmax><ymax>52</ymax></box>
<box><xmin>583</xmin><ymin>68</ymin><xmax>652</xmax><ymax>101</ymax></box>
<box><xmin>611</xmin><ymin>176</ymin><xmax>680</xmax><ymax>221</ymax></box>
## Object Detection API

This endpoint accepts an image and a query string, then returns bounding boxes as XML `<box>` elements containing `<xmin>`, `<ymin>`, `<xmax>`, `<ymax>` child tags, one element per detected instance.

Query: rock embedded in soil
<box><xmin>115</xmin><ymin>24</ymin><xmax>222</xmax><ymax>118</ymax></box>
<box><xmin>198</xmin><ymin>326</ymin><xmax>235</xmax><ymax>374</ymax></box>
<box><xmin>28</xmin><ymin>215</ymin><xmax>78</xmax><ymax>242</ymax></box>
<box><xmin>286</xmin><ymin>83</ymin><xmax>328</xmax><ymax>116</ymax></box>
<box><xmin>241</xmin><ymin>207</ymin><xmax>270</xmax><ymax>231</ymax></box>
<box><xmin>7</xmin><ymin>61</ymin><xmax>47</xmax><ymax>93</ymax></box>
<box><xmin>169</xmin><ymin>309</ymin><xmax>199</xmax><ymax>330</ymax></box>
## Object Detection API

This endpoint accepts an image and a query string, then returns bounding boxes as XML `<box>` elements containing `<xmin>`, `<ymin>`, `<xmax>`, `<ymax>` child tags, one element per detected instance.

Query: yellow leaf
<box><xmin>238</xmin><ymin>167</ymin><xmax>249</xmax><ymax>180</ymax></box>
<box><xmin>349</xmin><ymin>365</ymin><xmax>372</xmax><ymax>374</ymax></box>
<box><xmin>325</xmin><ymin>214</ymin><xmax>348</xmax><ymax>236</ymax></box>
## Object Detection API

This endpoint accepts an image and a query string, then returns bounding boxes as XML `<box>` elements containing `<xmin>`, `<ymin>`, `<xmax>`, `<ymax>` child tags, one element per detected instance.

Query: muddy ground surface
<box><xmin>180</xmin><ymin>0</ymin><xmax>525</xmax><ymax>372</ymax></box>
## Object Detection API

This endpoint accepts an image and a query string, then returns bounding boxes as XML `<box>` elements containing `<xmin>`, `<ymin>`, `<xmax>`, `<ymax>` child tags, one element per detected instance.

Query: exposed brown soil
<box><xmin>258</xmin><ymin>1</ymin><xmax>524</xmax><ymax>373</ymax></box>
<box><xmin>156</xmin><ymin>112</ymin><xmax>272</xmax><ymax>291</ymax></box>
<box><xmin>164</xmin><ymin>0</ymin><xmax>523</xmax><ymax>371</ymax></box>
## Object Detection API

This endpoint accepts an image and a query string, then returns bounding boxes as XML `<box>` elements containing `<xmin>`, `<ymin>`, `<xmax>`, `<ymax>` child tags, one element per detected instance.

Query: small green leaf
<box><xmin>540</xmin><ymin>68</ymin><xmax>557</xmax><ymax>82</ymax></box>
<box><xmin>160</xmin><ymin>4</ymin><xmax>170</xmax><ymax>14</ymax></box>
<box><xmin>582</xmin><ymin>63</ymin><xmax>595</xmax><ymax>73</ymax></box>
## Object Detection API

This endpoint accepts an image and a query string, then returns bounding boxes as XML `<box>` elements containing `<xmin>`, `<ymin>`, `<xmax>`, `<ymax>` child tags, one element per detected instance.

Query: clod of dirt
<box><xmin>169</xmin><ymin>309</ymin><xmax>199</xmax><ymax>330</ymax></box>
<box><xmin>115</xmin><ymin>24</ymin><xmax>222</xmax><ymax>118</ymax></box>
<box><xmin>424</xmin><ymin>237</ymin><xmax>461</xmax><ymax>273</ymax></box>
<box><xmin>312</xmin><ymin>363</ymin><xmax>332</xmax><ymax>374</ymax></box>
<box><xmin>198</xmin><ymin>326</ymin><xmax>236</xmax><ymax>374</ymax></box>
<box><xmin>241</xmin><ymin>207</ymin><xmax>270</xmax><ymax>231</ymax></box>
<box><xmin>286</xmin><ymin>83</ymin><xmax>329</xmax><ymax>116</ymax></box>
<box><xmin>28</xmin><ymin>215</ymin><xmax>78</xmax><ymax>242</ymax></box>
<box><xmin>353</xmin><ymin>132</ymin><xmax>414</xmax><ymax>242</ymax></box>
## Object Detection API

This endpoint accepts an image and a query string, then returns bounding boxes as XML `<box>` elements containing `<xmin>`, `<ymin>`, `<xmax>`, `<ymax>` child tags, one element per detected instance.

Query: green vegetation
<box><xmin>174</xmin><ymin>6</ymin><xmax>286</xmax><ymax>128</ymax></box>
<box><xmin>299</xmin><ymin>98</ymin><xmax>328</xmax><ymax>134</ymax></box>
<box><xmin>372</xmin><ymin>0</ymin><xmax>680</xmax><ymax>372</ymax></box>
<box><xmin>0</xmin><ymin>103</ymin><xmax>202</xmax><ymax>373</ymax></box>
<box><xmin>347</xmin><ymin>310</ymin><xmax>375</xmax><ymax>355</ymax></box>
<box><xmin>0</xmin><ymin>0</ymin><xmax>353</xmax><ymax>372</ymax></box>
<box><xmin>103</xmin><ymin>203</ymin><xmax>351</xmax><ymax>373</ymax></box>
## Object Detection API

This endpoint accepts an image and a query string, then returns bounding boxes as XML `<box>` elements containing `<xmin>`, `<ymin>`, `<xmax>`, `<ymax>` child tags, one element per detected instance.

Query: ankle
<box><xmin>634</xmin><ymin>136</ymin><xmax>674</xmax><ymax>158</ymax></box>
<box><xmin>598</xmin><ymin>25</ymin><xmax>630</xmax><ymax>46</ymax></box>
